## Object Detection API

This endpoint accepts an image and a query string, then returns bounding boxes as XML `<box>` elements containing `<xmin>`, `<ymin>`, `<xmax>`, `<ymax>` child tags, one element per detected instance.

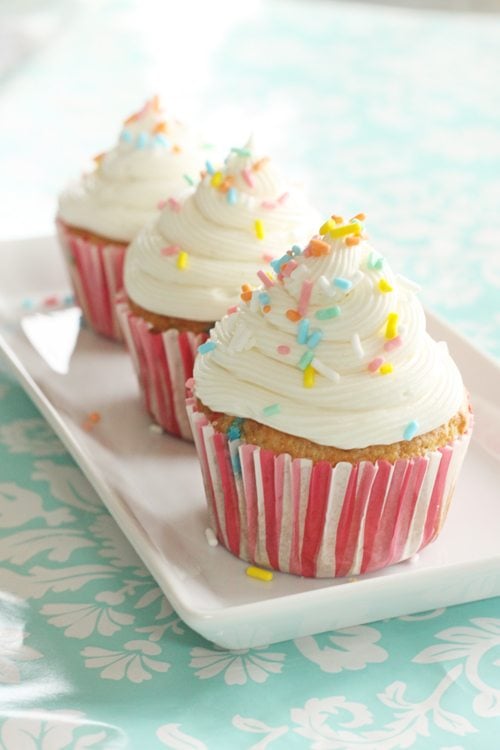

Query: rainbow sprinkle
<box><xmin>210</xmin><ymin>171</ymin><xmax>223</xmax><ymax>188</ymax></box>
<box><xmin>319</xmin><ymin>218</ymin><xmax>335</xmax><ymax>234</ymax></box>
<box><xmin>297</xmin><ymin>318</ymin><xmax>310</xmax><ymax>345</ymax></box>
<box><xmin>307</xmin><ymin>329</ymin><xmax>323</xmax><ymax>349</ymax></box>
<box><xmin>198</xmin><ymin>341</ymin><xmax>216</xmax><ymax>354</ymax></box>
<box><xmin>385</xmin><ymin>313</ymin><xmax>399</xmax><ymax>340</ymax></box>
<box><xmin>281</xmin><ymin>260</ymin><xmax>298</xmax><ymax>277</ymax></box>
<box><xmin>277</xmin><ymin>192</ymin><xmax>289</xmax><ymax>204</ymax></box>
<box><xmin>183</xmin><ymin>174</ymin><xmax>195</xmax><ymax>186</ymax></box>
<box><xmin>286</xmin><ymin>309</ymin><xmax>301</xmax><ymax>322</ymax></box>
<box><xmin>299</xmin><ymin>350</ymin><xmax>315</xmax><ymax>370</ymax></box>
<box><xmin>254</xmin><ymin>219</ymin><xmax>265</xmax><ymax>240</ymax></box>
<box><xmin>232</xmin><ymin>147</ymin><xmax>251</xmax><ymax>157</ymax></box>
<box><xmin>298</xmin><ymin>280</ymin><xmax>314</xmax><ymax>316</ymax></box>
<box><xmin>227</xmin><ymin>305</ymin><xmax>238</xmax><ymax>315</ymax></box>
<box><xmin>328</xmin><ymin>222</ymin><xmax>362</xmax><ymax>239</ymax></box>
<box><xmin>277</xmin><ymin>345</ymin><xmax>290</xmax><ymax>355</ymax></box>
<box><xmin>379</xmin><ymin>362</ymin><xmax>394</xmax><ymax>375</ymax></box>
<box><xmin>261</xmin><ymin>200</ymin><xmax>276</xmax><ymax>210</ymax></box>
<box><xmin>290</xmin><ymin>245</ymin><xmax>302</xmax><ymax>256</ymax></box>
<box><xmin>367</xmin><ymin>252</ymin><xmax>384</xmax><ymax>270</ymax></box>
<box><xmin>258</xmin><ymin>291</ymin><xmax>271</xmax><ymax>306</ymax></box>
<box><xmin>227</xmin><ymin>187</ymin><xmax>238</xmax><ymax>205</ymax></box>
<box><xmin>312</xmin><ymin>358</ymin><xmax>340</xmax><ymax>382</ymax></box>
<box><xmin>368</xmin><ymin>357</ymin><xmax>384</xmax><ymax>372</ymax></box>
<box><xmin>167</xmin><ymin>197</ymin><xmax>181</xmax><ymax>212</ymax></box>
<box><xmin>176</xmin><ymin>251</ymin><xmax>189</xmax><ymax>270</ymax></box>
<box><xmin>403</xmin><ymin>420</ymin><xmax>419</xmax><ymax>441</ymax></box>
<box><xmin>351</xmin><ymin>333</ymin><xmax>364</xmax><ymax>359</ymax></box>
<box><xmin>384</xmin><ymin>336</ymin><xmax>403</xmax><ymax>352</ymax></box>
<box><xmin>246</xmin><ymin>566</ymin><xmax>273</xmax><ymax>582</ymax></box>
<box><xmin>120</xmin><ymin>130</ymin><xmax>132</xmax><ymax>143</ymax></box>
<box><xmin>315</xmin><ymin>306</ymin><xmax>340</xmax><ymax>320</ymax></box>
<box><xmin>257</xmin><ymin>270</ymin><xmax>274</xmax><ymax>288</ymax></box>
<box><xmin>161</xmin><ymin>245</ymin><xmax>180</xmax><ymax>256</ymax></box>
<box><xmin>205</xmin><ymin>160</ymin><xmax>215</xmax><ymax>175</ymax></box>
<box><xmin>154</xmin><ymin>135</ymin><xmax>169</xmax><ymax>147</ymax></box>
<box><xmin>303</xmin><ymin>364</ymin><xmax>315</xmax><ymax>388</ymax></box>
<box><xmin>305</xmin><ymin>238</ymin><xmax>330</xmax><ymax>257</ymax></box>
<box><xmin>378</xmin><ymin>278</ymin><xmax>393</xmax><ymax>293</ymax></box>
<box><xmin>136</xmin><ymin>132</ymin><xmax>148</xmax><ymax>148</ymax></box>
<box><xmin>263</xmin><ymin>403</ymin><xmax>281</xmax><ymax>417</ymax></box>
<box><xmin>333</xmin><ymin>277</ymin><xmax>352</xmax><ymax>291</ymax></box>
<box><xmin>242</xmin><ymin>168</ymin><xmax>254</xmax><ymax>188</ymax></box>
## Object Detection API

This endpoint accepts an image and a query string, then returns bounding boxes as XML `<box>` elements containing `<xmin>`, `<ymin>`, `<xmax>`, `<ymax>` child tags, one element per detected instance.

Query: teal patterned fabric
<box><xmin>1</xmin><ymin>0</ymin><xmax>500</xmax><ymax>747</ymax></box>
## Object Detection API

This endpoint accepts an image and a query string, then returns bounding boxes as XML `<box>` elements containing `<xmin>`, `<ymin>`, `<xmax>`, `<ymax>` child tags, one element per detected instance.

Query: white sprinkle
<box><xmin>351</xmin><ymin>333</ymin><xmax>364</xmax><ymax>359</ymax></box>
<box><xmin>319</xmin><ymin>275</ymin><xmax>336</xmax><ymax>297</ymax></box>
<box><xmin>205</xmin><ymin>528</ymin><xmax>218</xmax><ymax>547</ymax></box>
<box><xmin>396</xmin><ymin>273</ymin><xmax>421</xmax><ymax>294</ymax></box>
<box><xmin>312</xmin><ymin>357</ymin><xmax>340</xmax><ymax>382</ymax></box>
<box><xmin>149</xmin><ymin>424</ymin><xmax>163</xmax><ymax>434</ymax></box>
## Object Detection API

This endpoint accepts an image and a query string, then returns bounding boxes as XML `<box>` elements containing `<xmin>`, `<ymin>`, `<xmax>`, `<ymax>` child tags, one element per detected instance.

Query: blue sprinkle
<box><xmin>205</xmin><ymin>160</ymin><xmax>215</xmax><ymax>175</ymax></box>
<box><xmin>290</xmin><ymin>245</ymin><xmax>302</xmax><ymax>256</ymax></box>
<box><xmin>374</xmin><ymin>258</ymin><xmax>385</xmax><ymax>270</ymax></box>
<box><xmin>270</xmin><ymin>254</ymin><xmax>290</xmax><ymax>273</ymax></box>
<box><xmin>403</xmin><ymin>420</ymin><xmax>419</xmax><ymax>441</ymax></box>
<box><xmin>120</xmin><ymin>130</ymin><xmax>133</xmax><ymax>143</ymax></box>
<box><xmin>136</xmin><ymin>132</ymin><xmax>148</xmax><ymax>149</ymax></box>
<box><xmin>21</xmin><ymin>298</ymin><xmax>34</xmax><ymax>310</ymax></box>
<box><xmin>258</xmin><ymin>291</ymin><xmax>270</xmax><ymax>306</ymax></box>
<box><xmin>154</xmin><ymin>134</ymin><xmax>170</xmax><ymax>148</ymax></box>
<box><xmin>297</xmin><ymin>318</ymin><xmax>310</xmax><ymax>345</ymax></box>
<box><xmin>198</xmin><ymin>341</ymin><xmax>217</xmax><ymax>354</ymax></box>
<box><xmin>333</xmin><ymin>277</ymin><xmax>352</xmax><ymax>291</ymax></box>
<box><xmin>228</xmin><ymin>418</ymin><xmax>243</xmax><ymax>441</ymax></box>
<box><xmin>307</xmin><ymin>329</ymin><xmax>323</xmax><ymax>349</ymax></box>
<box><xmin>63</xmin><ymin>293</ymin><xmax>75</xmax><ymax>306</ymax></box>
<box><xmin>231</xmin><ymin>451</ymin><xmax>242</xmax><ymax>475</ymax></box>
<box><xmin>298</xmin><ymin>350</ymin><xmax>315</xmax><ymax>370</ymax></box>
<box><xmin>227</xmin><ymin>187</ymin><xmax>238</xmax><ymax>205</ymax></box>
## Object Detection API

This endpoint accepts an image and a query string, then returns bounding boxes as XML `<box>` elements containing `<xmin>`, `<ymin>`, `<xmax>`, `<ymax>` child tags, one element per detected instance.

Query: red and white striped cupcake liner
<box><xmin>187</xmin><ymin>398</ymin><xmax>472</xmax><ymax>578</ymax></box>
<box><xmin>117</xmin><ymin>298</ymin><xmax>208</xmax><ymax>440</ymax></box>
<box><xmin>56</xmin><ymin>218</ymin><xmax>126</xmax><ymax>341</ymax></box>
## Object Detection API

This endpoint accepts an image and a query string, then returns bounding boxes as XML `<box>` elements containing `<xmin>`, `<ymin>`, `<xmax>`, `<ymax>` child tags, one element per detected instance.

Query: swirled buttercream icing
<box><xmin>124</xmin><ymin>139</ymin><xmax>317</xmax><ymax>321</ymax></box>
<box><xmin>194</xmin><ymin>215</ymin><xmax>466</xmax><ymax>448</ymax></box>
<box><xmin>58</xmin><ymin>97</ymin><xmax>206</xmax><ymax>242</ymax></box>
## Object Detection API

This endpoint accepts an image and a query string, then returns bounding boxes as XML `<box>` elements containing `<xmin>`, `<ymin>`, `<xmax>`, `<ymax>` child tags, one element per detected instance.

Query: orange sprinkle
<box><xmin>252</xmin><ymin>157</ymin><xmax>270</xmax><ymax>172</ymax></box>
<box><xmin>150</xmin><ymin>94</ymin><xmax>160</xmax><ymax>112</ymax></box>
<box><xmin>172</xmin><ymin>144</ymin><xmax>182</xmax><ymax>154</ymax></box>
<box><xmin>263</xmin><ymin>305</ymin><xmax>271</xmax><ymax>313</ymax></box>
<box><xmin>123</xmin><ymin>112</ymin><xmax>139</xmax><ymax>125</ymax></box>
<box><xmin>354</xmin><ymin>212</ymin><xmax>366</xmax><ymax>221</ymax></box>
<box><xmin>219</xmin><ymin>176</ymin><xmax>235</xmax><ymax>193</ymax></box>
<box><xmin>240</xmin><ymin>283</ymin><xmax>253</xmax><ymax>302</ymax></box>
<box><xmin>306</xmin><ymin>238</ymin><xmax>331</xmax><ymax>257</ymax></box>
<box><xmin>199</xmin><ymin>170</ymin><xmax>207</xmax><ymax>179</ymax></box>
<box><xmin>153</xmin><ymin>121</ymin><xmax>168</xmax><ymax>134</ymax></box>
<box><xmin>346</xmin><ymin>235</ymin><xmax>361</xmax><ymax>246</ymax></box>
<box><xmin>286</xmin><ymin>309</ymin><xmax>301</xmax><ymax>322</ymax></box>
<box><xmin>331</xmin><ymin>215</ymin><xmax>344</xmax><ymax>224</ymax></box>
<box><xmin>93</xmin><ymin>152</ymin><xmax>105</xmax><ymax>165</ymax></box>
<box><xmin>88</xmin><ymin>412</ymin><xmax>101</xmax><ymax>424</ymax></box>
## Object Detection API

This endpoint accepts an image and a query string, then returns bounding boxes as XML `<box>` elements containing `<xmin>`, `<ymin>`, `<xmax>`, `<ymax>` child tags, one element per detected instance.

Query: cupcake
<box><xmin>187</xmin><ymin>214</ymin><xmax>472</xmax><ymax>577</ymax></box>
<box><xmin>117</xmin><ymin>139</ymin><xmax>317</xmax><ymax>439</ymax></box>
<box><xmin>56</xmin><ymin>96</ymin><xmax>206</xmax><ymax>340</ymax></box>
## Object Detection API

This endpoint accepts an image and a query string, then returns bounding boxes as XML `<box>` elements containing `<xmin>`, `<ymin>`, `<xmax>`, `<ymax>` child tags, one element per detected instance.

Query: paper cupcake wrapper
<box><xmin>187</xmin><ymin>398</ymin><xmax>472</xmax><ymax>578</ymax></box>
<box><xmin>117</xmin><ymin>298</ymin><xmax>207</xmax><ymax>440</ymax></box>
<box><xmin>56</xmin><ymin>218</ymin><xmax>126</xmax><ymax>341</ymax></box>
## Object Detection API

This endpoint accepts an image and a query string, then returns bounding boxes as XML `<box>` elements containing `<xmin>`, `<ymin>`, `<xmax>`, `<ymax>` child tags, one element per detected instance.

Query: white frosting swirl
<box><xmin>194</xmin><ymin>221</ymin><xmax>466</xmax><ymax>448</ymax></box>
<box><xmin>58</xmin><ymin>98</ymin><xmax>206</xmax><ymax>243</ymax></box>
<box><xmin>124</xmin><ymin>142</ymin><xmax>317</xmax><ymax>320</ymax></box>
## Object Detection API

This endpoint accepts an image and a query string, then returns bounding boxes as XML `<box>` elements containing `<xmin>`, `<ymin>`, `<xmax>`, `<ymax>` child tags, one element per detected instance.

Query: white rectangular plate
<box><xmin>1</xmin><ymin>236</ymin><xmax>499</xmax><ymax>648</ymax></box>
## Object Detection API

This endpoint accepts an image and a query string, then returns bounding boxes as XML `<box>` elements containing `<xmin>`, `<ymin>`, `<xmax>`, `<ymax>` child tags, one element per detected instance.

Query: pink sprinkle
<box><xmin>167</xmin><ymin>197</ymin><xmax>181</xmax><ymax>212</ymax></box>
<box><xmin>161</xmin><ymin>245</ymin><xmax>180</xmax><ymax>256</ymax></box>
<box><xmin>298</xmin><ymin>280</ymin><xmax>314</xmax><ymax>316</ymax></box>
<box><xmin>185</xmin><ymin>377</ymin><xmax>195</xmax><ymax>392</ymax></box>
<box><xmin>241</xmin><ymin>168</ymin><xmax>254</xmax><ymax>188</ymax></box>
<box><xmin>262</xmin><ymin>253</ymin><xmax>274</xmax><ymax>263</ymax></box>
<box><xmin>227</xmin><ymin>305</ymin><xmax>238</xmax><ymax>315</ymax></box>
<box><xmin>281</xmin><ymin>260</ymin><xmax>298</xmax><ymax>277</ymax></box>
<box><xmin>261</xmin><ymin>200</ymin><xmax>277</xmax><ymax>210</ymax></box>
<box><xmin>257</xmin><ymin>270</ymin><xmax>275</xmax><ymax>288</ymax></box>
<box><xmin>368</xmin><ymin>357</ymin><xmax>384</xmax><ymax>372</ymax></box>
<box><xmin>43</xmin><ymin>295</ymin><xmax>58</xmax><ymax>307</ymax></box>
<box><xmin>384</xmin><ymin>336</ymin><xmax>403</xmax><ymax>352</ymax></box>
<box><xmin>277</xmin><ymin>345</ymin><xmax>290</xmax><ymax>355</ymax></box>
<box><xmin>157</xmin><ymin>199</ymin><xmax>167</xmax><ymax>210</ymax></box>
<box><xmin>277</xmin><ymin>192</ymin><xmax>289</xmax><ymax>204</ymax></box>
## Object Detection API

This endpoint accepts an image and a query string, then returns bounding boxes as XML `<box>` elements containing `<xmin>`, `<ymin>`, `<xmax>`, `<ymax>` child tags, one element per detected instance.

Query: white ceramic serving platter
<box><xmin>1</xmin><ymin>236</ymin><xmax>499</xmax><ymax>649</ymax></box>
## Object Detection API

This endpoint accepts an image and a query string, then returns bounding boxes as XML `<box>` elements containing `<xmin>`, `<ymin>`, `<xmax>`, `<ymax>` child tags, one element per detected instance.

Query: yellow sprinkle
<box><xmin>303</xmin><ymin>364</ymin><xmax>316</xmax><ymax>388</ymax></box>
<box><xmin>385</xmin><ymin>312</ymin><xmax>399</xmax><ymax>339</ymax></box>
<box><xmin>246</xmin><ymin>566</ymin><xmax>273</xmax><ymax>582</ymax></box>
<box><xmin>255</xmin><ymin>219</ymin><xmax>265</xmax><ymax>240</ymax></box>
<box><xmin>378</xmin><ymin>278</ymin><xmax>393</xmax><ymax>293</ymax></box>
<box><xmin>329</xmin><ymin>222</ymin><xmax>362</xmax><ymax>239</ymax></box>
<box><xmin>176</xmin><ymin>251</ymin><xmax>189</xmax><ymax>270</ymax></box>
<box><xmin>319</xmin><ymin>218</ymin><xmax>336</xmax><ymax>235</ymax></box>
<box><xmin>210</xmin><ymin>171</ymin><xmax>223</xmax><ymax>188</ymax></box>
<box><xmin>379</xmin><ymin>363</ymin><xmax>394</xmax><ymax>375</ymax></box>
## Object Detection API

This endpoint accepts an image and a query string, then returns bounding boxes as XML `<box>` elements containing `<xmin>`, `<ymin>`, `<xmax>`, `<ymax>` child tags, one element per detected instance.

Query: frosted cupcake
<box><xmin>187</xmin><ymin>214</ymin><xmax>472</xmax><ymax>577</ymax></box>
<box><xmin>57</xmin><ymin>97</ymin><xmax>206</xmax><ymax>340</ymax></box>
<box><xmin>118</xmin><ymin>140</ymin><xmax>317</xmax><ymax>439</ymax></box>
